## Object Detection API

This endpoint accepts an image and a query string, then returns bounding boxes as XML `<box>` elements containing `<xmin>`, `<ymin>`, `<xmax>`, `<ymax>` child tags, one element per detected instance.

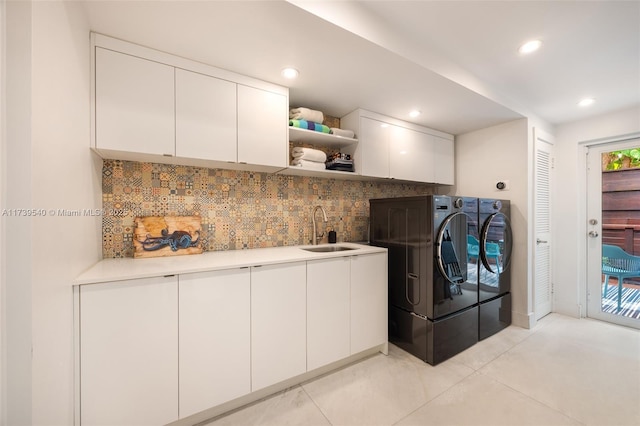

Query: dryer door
<box><xmin>434</xmin><ymin>211</ymin><xmax>477</xmax><ymax>318</ymax></box>
<box><xmin>479</xmin><ymin>212</ymin><xmax>513</xmax><ymax>299</ymax></box>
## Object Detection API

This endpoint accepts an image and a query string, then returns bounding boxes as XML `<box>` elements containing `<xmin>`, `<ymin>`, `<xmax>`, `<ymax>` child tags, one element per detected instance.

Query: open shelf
<box><xmin>288</xmin><ymin>127</ymin><xmax>357</xmax><ymax>148</ymax></box>
<box><xmin>278</xmin><ymin>166</ymin><xmax>364</xmax><ymax>180</ymax></box>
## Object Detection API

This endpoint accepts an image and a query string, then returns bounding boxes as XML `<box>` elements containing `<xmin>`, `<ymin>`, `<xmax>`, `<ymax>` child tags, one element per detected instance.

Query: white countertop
<box><xmin>74</xmin><ymin>242</ymin><xmax>386</xmax><ymax>285</ymax></box>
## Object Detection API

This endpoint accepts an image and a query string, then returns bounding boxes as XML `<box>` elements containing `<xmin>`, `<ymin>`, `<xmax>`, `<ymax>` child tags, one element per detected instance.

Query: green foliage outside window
<box><xmin>602</xmin><ymin>148</ymin><xmax>640</xmax><ymax>170</ymax></box>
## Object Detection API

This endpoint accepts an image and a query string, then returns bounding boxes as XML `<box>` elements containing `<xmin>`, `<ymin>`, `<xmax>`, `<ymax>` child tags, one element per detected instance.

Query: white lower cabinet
<box><xmin>78</xmin><ymin>250</ymin><xmax>387</xmax><ymax>423</ymax></box>
<box><xmin>307</xmin><ymin>257</ymin><xmax>351</xmax><ymax>370</ymax></box>
<box><xmin>79</xmin><ymin>276</ymin><xmax>179</xmax><ymax>426</ymax></box>
<box><xmin>350</xmin><ymin>253</ymin><xmax>388</xmax><ymax>354</ymax></box>
<box><xmin>250</xmin><ymin>262</ymin><xmax>307</xmax><ymax>391</ymax></box>
<box><xmin>178</xmin><ymin>269</ymin><xmax>251</xmax><ymax>418</ymax></box>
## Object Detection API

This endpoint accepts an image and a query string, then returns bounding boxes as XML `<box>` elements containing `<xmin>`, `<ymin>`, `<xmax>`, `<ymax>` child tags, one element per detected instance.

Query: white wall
<box><xmin>3</xmin><ymin>1</ymin><xmax>33</xmax><ymax>423</ymax></box>
<box><xmin>31</xmin><ymin>2</ymin><xmax>101</xmax><ymax>424</ymax></box>
<box><xmin>3</xmin><ymin>1</ymin><xmax>101</xmax><ymax>424</ymax></box>
<box><xmin>553</xmin><ymin>106</ymin><xmax>640</xmax><ymax>317</ymax></box>
<box><xmin>0</xmin><ymin>0</ymin><xmax>6</xmax><ymax>422</ymax></box>
<box><xmin>455</xmin><ymin>118</ymin><xmax>532</xmax><ymax>327</ymax></box>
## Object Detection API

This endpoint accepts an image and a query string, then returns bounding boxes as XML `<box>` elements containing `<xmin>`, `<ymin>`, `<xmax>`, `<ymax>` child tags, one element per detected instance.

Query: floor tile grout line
<box><xmin>475</xmin><ymin>369</ymin><xmax>587</xmax><ymax>426</ymax></box>
<box><xmin>390</xmin><ymin>367</ymin><xmax>478</xmax><ymax>426</ymax></box>
<box><xmin>299</xmin><ymin>383</ymin><xmax>335</xmax><ymax>426</ymax></box>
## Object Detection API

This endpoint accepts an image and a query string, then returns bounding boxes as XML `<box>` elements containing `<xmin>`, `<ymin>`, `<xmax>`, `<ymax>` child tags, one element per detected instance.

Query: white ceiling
<box><xmin>83</xmin><ymin>0</ymin><xmax>640</xmax><ymax>135</ymax></box>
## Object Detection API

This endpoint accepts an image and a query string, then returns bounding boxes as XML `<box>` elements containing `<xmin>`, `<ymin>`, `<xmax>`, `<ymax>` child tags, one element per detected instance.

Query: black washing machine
<box><xmin>370</xmin><ymin>195</ymin><xmax>479</xmax><ymax>365</ymax></box>
<box><xmin>478</xmin><ymin>198</ymin><xmax>513</xmax><ymax>340</ymax></box>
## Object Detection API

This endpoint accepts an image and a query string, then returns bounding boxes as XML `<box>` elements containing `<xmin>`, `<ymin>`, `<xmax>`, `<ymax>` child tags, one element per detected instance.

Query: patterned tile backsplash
<box><xmin>102</xmin><ymin>160</ymin><xmax>434</xmax><ymax>258</ymax></box>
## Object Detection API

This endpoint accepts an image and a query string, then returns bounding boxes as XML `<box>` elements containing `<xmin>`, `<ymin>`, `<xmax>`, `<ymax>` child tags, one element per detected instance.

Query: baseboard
<box><xmin>168</xmin><ymin>344</ymin><xmax>386</xmax><ymax>426</ymax></box>
<box><xmin>512</xmin><ymin>310</ymin><xmax>535</xmax><ymax>329</ymax></box>
<box><xmin>552</xmin><ymin>302</ymin><xmax>582</xmax><ymax>318</ymax></box>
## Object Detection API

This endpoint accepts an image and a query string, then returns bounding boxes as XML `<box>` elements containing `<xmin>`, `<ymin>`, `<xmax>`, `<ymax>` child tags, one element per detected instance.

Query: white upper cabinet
<box><xmin>95</xmin><ymin>48</ymin><xmax>175</xmax><ymax>156</ymax></box>
<box><xmin>341</xmin><ymin>109</ymin><xmax>455</xmax><ymax>184</ymax></box>
<box><xmin>389</xmin><ymin>125</ymin><xmax>434</xmax><ymax>183</ymax></box>
<box><xmin>433</xmin><ymin>134</ymin><xmax>455</xmax><ymax>185</ymax></box>
<box><xmin>358</xmin><ymin>117</ymin><xmax>391</xmax><ymax>178</ymax></box>
<box><xmin>237</xmin><ymin>85</ymin><xmax>287</xmax><ymax>168</ymax></box>
<box><xmin>175</xmin><ymin>69</ymin><xmax>237</xmax><ymax>162</ymax></box>
<box><xmin>91</xmin><ymin>34</ymin><xmax>288</xmax><ymax>171</ymax></box>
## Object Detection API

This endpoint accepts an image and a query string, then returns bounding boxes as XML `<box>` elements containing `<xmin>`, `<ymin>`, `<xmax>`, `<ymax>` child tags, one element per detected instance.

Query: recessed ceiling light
<box><xmin>578</xmin><ymin>98</ymin><xmax>595</xmax><ymax>107</ymax></box>
<box><xmin>518</xmin><ymin>40</ymin><xmax>542</xmax><ymax>55</ymax></box>
<box><xmin>281</xmin><ymin>68</ymin><xmax>299</xmax><ymax>79</ymax></box>
<box><xmin>409</xmin><ymin>110</ymin><xmax>421</xmax><ymax>118</ymax></box>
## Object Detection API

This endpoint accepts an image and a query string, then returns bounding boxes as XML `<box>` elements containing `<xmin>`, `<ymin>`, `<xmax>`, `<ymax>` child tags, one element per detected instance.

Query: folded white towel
<box><xmin>290</xmin><ymin>158</ymin><xmax>327</xmax><ymax>170</ymax></box>
<box><xmin>291</xmin><ymin>147</ymin><xmax>327</xmax><ymax>163</ymax></box>
<box><xmin>330</xmin><ymin>128</ymin><xmax>355</xmax><ymax>138</ymax></box>
<box><xmin>289</xmin><ymin>107</ymin><xmax>324</xmax><ymax>124</ymax></box>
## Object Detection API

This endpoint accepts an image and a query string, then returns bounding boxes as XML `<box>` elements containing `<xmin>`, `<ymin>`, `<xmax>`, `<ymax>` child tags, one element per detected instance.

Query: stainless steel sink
<box><xmin>301</xmin><ymin>246</ymin><xmax>359</xmax><ymax>253</ymax></box>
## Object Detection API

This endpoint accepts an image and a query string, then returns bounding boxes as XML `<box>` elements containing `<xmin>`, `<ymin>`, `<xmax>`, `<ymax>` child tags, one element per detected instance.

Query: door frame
<box><xmin>581</xmin><ymin>132</ymin><xmax>640</xmax><ymax>328</ymax></box>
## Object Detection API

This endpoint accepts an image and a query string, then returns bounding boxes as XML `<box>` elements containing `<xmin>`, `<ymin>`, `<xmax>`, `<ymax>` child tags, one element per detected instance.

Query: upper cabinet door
<box><xmin>175</xmin><ymin>69</ymin><xmax>237</xmax><ymax>162</ymax></box>
<box><xmin>359</xmin><ymin>117</ymin><xmax>390</xmax><ymax>178</ymax></box>
<box><xmin>433</xmin><ymin>135</ymin><xmax>455</xmax><ymax>185</ymax></box>
<box><xmin>237</xmin><ymin>85</ymin><xmax>287</xmax><ymax>168</ymax></box>
<box><xmin>389</xmin><ymin>126</ymin><xmax>434</xmax><ymax>183</ymax></box>
<box><xmin>95</xmin><ymin>48</ymin><xmax>175</xmax><ymax>156</ymax></box>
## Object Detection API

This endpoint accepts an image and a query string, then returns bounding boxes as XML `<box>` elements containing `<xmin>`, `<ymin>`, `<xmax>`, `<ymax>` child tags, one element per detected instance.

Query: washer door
<box><xmin>435</xmin><ymin>212</ymin><xmax>470</xmax><ymax>285</ymax></box>
<box><xmin>480</xmin><ymin>212</ymin><xmax>513</xmax><ymax>274</ymax></box>
<box><xmin>434</xmin><ymin>211</ymin><xmax>478</xmax><ymax>317</ymax></box>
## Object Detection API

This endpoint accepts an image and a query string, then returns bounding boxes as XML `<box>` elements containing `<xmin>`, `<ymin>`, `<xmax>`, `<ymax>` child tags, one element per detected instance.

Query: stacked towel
<box><xmin>289</xmin><ymin>107</ymin><xmax>324</xmax><ymax>123</ymax></box>
<box><xmin>289</xmin><ymin>119</ymin><xmax>331</xmax><ymax>134</ymax></box>
<box><xmin>292</xmin><ymin>147</ymin><xmax>327</xmax><ymax>163</ymax></box>
<box><xmin>290</xmin><ymin>147</ymin><xmax>327</xmax><ymax>170</ymax></box>
<box><xmin>290</xmin><ymin>159</ymin><xmax>327</xmax><ymax>170</ymax></box>
<box><xmin>329</xmin><ymin>128</ymin><xmax>356</xmax><ymax>139</ymax></box>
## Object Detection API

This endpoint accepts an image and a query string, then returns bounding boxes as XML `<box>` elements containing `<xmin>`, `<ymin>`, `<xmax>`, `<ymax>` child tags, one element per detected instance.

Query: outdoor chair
<box><xmin>601</xmin><ymin>244</ymin><xmax>640</xmax><ymax>311</ymax></box>
<box><xmin>485</xmin><ymin>242</ymin><xmax>502</xmax><ymax>274</ymax></box>
<box><xmin>467</xmin><ymin>235</ymin><xmax>479</xmax><ymax>262</ymax></box>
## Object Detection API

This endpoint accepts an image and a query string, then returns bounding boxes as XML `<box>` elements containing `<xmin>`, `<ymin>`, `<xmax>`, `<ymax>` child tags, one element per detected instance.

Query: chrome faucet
<box><xmin>312</xmin><ymin>205</ymin><xmax>328</xmax><ymax>245</ymax></box>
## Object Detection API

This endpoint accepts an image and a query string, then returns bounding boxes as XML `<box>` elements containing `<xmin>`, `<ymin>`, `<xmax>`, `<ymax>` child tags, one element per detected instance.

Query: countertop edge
<box><xmin>74</xmin><ymin>243</ymin><xmax>386</xmax><ymax>286</ymax></box>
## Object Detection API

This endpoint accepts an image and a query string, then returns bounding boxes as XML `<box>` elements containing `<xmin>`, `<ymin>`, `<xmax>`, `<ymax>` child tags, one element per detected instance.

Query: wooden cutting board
<box><xmin>133</xmin><ymin>216</ymin><xmax>203</xmax><ymax>258</ymax></box>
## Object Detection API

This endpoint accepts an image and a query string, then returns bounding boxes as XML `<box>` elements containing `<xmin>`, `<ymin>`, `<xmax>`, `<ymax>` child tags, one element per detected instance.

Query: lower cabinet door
<box><xmin>307</xmin><ymin>257</ymin><xmax>351</xmax><ymax>370</ymax></box>
<box><xmin>178</xmin><ymin>269</ymin><xmax>251</xmax><ymax>418</ymax></box>
<box><xmin>251</xmin><ymin>262</ymin><xmax>306</xmax><ymax>391</ymax></box>
<box><xmin>350</xmin><ymin>253</ymin><xmax>388</xmax><ymax>354</ymax></box>
<box><xmin>80</xmin><ymin>276</ymin><xmax>178</xmax><ymax>426</ymax></box>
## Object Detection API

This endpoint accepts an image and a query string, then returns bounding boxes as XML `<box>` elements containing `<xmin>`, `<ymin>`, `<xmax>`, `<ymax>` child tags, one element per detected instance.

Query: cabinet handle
<box><xmin>163</xmin><ymin>153</ymin><xmax>173</xmax><ymax>157</ymax></box>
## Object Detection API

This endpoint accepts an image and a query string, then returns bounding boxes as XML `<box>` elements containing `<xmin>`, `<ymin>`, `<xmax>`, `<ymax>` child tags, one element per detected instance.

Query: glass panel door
<box><xmin>586</xmin><ymin>140</ymin><xmax>640</xmax><ymax>329</ymax></box>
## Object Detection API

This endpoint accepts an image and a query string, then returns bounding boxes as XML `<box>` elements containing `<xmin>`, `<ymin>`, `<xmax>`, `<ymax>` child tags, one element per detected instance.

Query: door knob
<box><xmin>536</xmin><ymin>238</ymin><xmax>548</xmax><ymax>245</ymax></box>
<box><xmin>588</xmin><ymin>231</ymin><xmax>599</xmax><ymax>238</ymax></box>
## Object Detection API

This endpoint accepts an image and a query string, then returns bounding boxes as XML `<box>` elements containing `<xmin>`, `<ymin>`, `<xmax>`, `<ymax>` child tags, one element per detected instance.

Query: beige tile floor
<box><xmin>204</xmin><ymin>314</ymin><xmax>640</xmax><ymax>426</ymax></box>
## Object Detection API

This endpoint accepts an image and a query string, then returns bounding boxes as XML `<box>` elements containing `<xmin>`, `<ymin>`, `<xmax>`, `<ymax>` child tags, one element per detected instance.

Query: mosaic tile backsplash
<box><xmin>102</xmin><ymin>160</ymin><xmax>434</xmax><ymax>258</ymax></box>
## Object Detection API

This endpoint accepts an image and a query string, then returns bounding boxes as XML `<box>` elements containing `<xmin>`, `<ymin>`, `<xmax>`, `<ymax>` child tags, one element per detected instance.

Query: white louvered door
<box><xmin>534</xmin><ymin>129</ymin><xmax>554</xmax><ymax>320</ymax></box>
